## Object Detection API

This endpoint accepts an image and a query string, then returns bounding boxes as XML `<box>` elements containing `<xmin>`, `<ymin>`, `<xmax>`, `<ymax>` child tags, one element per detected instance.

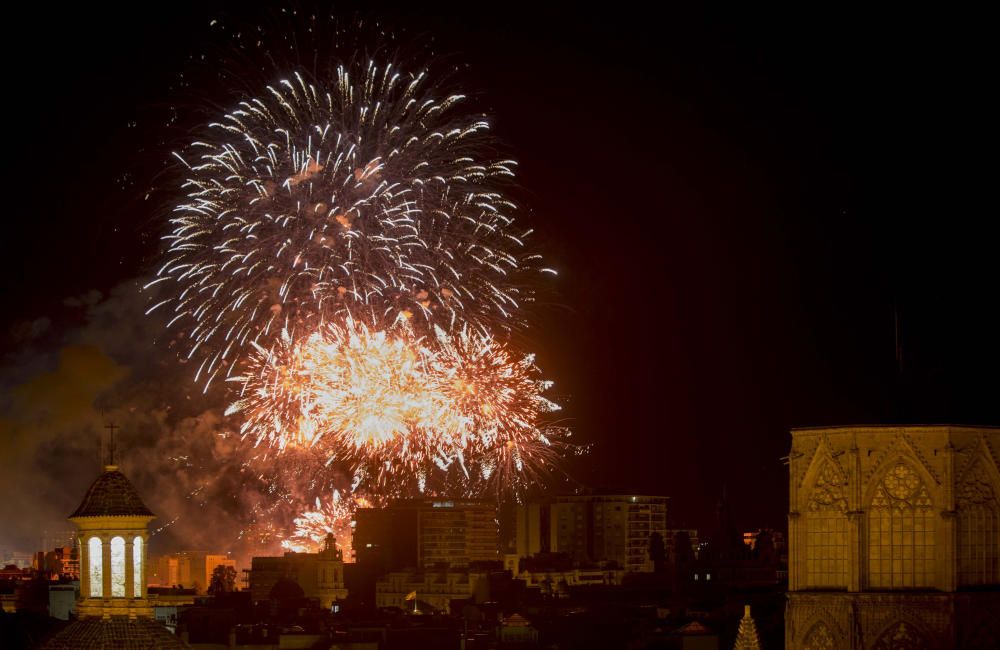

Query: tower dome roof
<box><xmin>41</xmin><ymin>617</ymin><xmax>189</xmax><ymax>649</ymax></box>
<box><xmin>70</xmin><ymin>466</ymin><xmax>154</xmax><ymax>518</ymax></box>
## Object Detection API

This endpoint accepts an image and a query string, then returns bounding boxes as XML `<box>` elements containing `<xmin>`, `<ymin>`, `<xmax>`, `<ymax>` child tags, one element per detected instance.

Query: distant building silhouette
<box><xmin>514</xmin><ymin>493</ymin><xmax>669</xmax><ymax>572</ymax></box>
<box><xmin>353</xmin><ymin>498</ymin><xmax>497</xmax><ymax>571</ymax></box>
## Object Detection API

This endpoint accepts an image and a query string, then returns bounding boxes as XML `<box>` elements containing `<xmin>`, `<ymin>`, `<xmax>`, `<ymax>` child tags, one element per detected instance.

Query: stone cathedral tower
<box><xmin>786</xmin><ymin>425</ymin><xmax>1000</xmax><ymax>649</ymax></box>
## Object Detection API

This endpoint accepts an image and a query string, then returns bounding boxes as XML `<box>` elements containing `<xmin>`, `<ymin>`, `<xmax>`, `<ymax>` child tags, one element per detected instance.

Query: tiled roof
<box><xmin>41</xmin><ymin>617</ymin><xmax>189</xmax><ymax>649</ymax></box>
<box><xmin>70</xmin><ymin>467</ymin><xmax>154</xmax><ymax>518</ymax></box>
<box><xmin>677</xmin><ymin>621</ymin><xmax>713</xmax><ymax>635</ymax></box>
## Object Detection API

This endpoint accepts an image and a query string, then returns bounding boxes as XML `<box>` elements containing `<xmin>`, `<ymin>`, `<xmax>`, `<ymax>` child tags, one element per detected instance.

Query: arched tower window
<box><xmin>957</xmin><ymin>460</ymin><xmax>1000</xmax><ymax>586</ymax></box>
<box><xmin>110</xmin><ymin>536</ymin><xmax>126</xmax><ymax>598</ymax></box>
<box><xmin>805</xmin><ymin>461</ymin><xmax>848</xmax><ymax>587</ymax></box>
<box><xmin>867</xmin><ymin>461</ymin><xmax>935</xmax><ymax>588</ymax></box>
<box><xmin>133</xmin><ymin>537</ymin><xmax>144</xmax><ymax>598</ymax></box>
<box><xmin>88</xmin><ymin>537</ymin><xmax>103</xmax><ymax>598</ymax></box>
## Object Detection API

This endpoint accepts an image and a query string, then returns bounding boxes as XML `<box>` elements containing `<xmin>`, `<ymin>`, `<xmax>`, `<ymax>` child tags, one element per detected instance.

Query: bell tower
<box><xmin>69</xmin><ymin>429</ymin><xmax>156</xmax><ymax>620</ymax></box>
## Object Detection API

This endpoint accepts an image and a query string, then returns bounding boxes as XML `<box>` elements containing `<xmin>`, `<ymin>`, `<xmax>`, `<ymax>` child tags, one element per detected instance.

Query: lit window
<box><xmin>868</xmin><ymin>462</ymin><xmax>935</xmax><ymax>588</ymax></box>
<box><xmin>133</xmin><ymin>537</ymin><xmax>143</xmax><ymax>598</ymax></box>
<box><xmin>693</xmin><ymin>573</ymin><xmax>699</xmax><ymax>581</ymax></box>
<box><xmin>88</xmin><ymin>537</ymin><xmax>103</xmax><ymax>598</ymax></box>
<box><xmin>110</xmin><ymin>537</ymin><xmax>126</xmax><ymax>598</ymax></box>
<box><xmin>806</xmin><ymin>461</ymin><xmax>849</xmax><ymax>588</ymax></box>
<box><xmin>706</xmin><ymin>573</ymin><xmax>711</xmax><ymax>581</ymax></box>
<box><xmin>957</xmin><ymin>459</ymin><xmax>1000</xmax><ymax>586</ymax></box>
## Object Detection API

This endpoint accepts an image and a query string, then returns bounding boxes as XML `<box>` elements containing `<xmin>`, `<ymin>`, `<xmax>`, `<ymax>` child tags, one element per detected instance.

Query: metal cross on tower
<box><xmin>104</xmin><ymin>422</ymin><xmax>119</xmax><ymax>466</ymax></box>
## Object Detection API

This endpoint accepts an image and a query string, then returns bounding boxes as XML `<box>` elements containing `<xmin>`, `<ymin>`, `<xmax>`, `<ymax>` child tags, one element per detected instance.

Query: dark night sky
<box><xmin>1</xmin><ymin>3</ymin><xmax>997</xmax><ymax>537</ymax></box>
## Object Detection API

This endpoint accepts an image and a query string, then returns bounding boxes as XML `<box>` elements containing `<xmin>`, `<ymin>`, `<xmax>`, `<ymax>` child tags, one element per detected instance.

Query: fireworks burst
<box><xmin>150</xmin><ymin>60</ymin><xmax>547</xmax><ymax>390</ymax></box>
<box><xmin>227</xmin><ymin>319</ymin><xmax>567</xmax><ymax>495</ymax></box>
<box><xmin>152</xmin><ymin>48</ymin><xmax>576</xmax><ymax>553</ymax></box>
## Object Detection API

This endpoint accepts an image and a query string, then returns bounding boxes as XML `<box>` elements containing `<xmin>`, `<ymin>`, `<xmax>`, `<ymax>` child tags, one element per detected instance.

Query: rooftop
<box><xmin>70</xmin><ymin>466</ymin><xmax>154</xmax><ymax>519</ymax></box>
<box><xmin>41</xmin><ymin>617</ymin><xmax>188</xmax><ymax>649</ymax></box>
<box><xmin>791</xmin><ymin>424</ymin><xmax>999</xmax><ymax>432</ymax></box>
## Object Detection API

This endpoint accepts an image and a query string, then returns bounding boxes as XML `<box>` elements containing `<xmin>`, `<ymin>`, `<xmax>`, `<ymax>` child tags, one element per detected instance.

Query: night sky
<box><xmin>1</xmin><ymin>3</ymin><xmax>996</xmax><ymax>548</ymax></box>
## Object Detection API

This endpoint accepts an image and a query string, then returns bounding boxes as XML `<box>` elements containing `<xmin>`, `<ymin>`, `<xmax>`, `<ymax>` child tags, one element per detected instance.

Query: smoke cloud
<box><xmin>0</xmin><ymin>279</ymin><xmax>322</xmax><ymax>565</ymax></box>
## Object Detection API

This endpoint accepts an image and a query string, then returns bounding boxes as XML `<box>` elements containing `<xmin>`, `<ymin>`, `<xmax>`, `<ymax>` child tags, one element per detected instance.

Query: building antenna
<box><xmin>894</xmin><ymin>301</ymin><xmax>903</xmax><ymax>376</ymax></box>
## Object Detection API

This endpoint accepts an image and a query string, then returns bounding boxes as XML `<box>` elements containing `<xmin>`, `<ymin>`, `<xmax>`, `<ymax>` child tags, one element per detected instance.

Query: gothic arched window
<box><xmin>110</xmin><ymin>536</ymin><xmax>126</xmax><ymax>598</ymax></box>
<box><xmin>88</xmin><ymin>537</ymin><xmax>103</xmax><ymax>598</ymax></box>
<box><xmin>133</xmin><ymin>537</ymin><xmax>144</xmax><ymax>598</ymax></box>
<box><xmin>868</xmin><ymin>462</ymin><xmax>935</xmax><ymax>588</ymax></box>
<box><xmin>957</xmin><ymin>460</ymin><xmax>1000</xmax><ymax>586</ymax></box>
<box><xmin>806</xmin><ymin>461</ymin><xmax>849</xmax><ymax>587</ymax></box>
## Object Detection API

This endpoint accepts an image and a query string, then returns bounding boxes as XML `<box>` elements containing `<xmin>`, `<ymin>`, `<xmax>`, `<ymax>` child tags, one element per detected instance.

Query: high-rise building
<box><xmin>354</xmin><ymin>499</ymin><xmax>498</xmax><ymax>571</ymax></box>
<box><xmin>514</xmin><ymin>494</ymin><xmax>669</xmax><ymax>572</ymax></box>
<box><xmin>514</xmin><ymin>502</ymin><xmax>545</xmax><ymax>559</ymax></box>
<box><xmin>786</xmin><ymin>425</ymin><xmax>1000</xmax><ymax>648</ymax></box>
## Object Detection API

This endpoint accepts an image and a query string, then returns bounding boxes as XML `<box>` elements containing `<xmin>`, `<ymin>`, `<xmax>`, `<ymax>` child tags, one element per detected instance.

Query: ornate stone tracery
<box><xmin>957</xmin><ymin>458</ymin><xmax>1000</xmax><ymax>586</ymax></box>
<box><xmin>802</xmin><ymin>621</ymin><xmax>837</xmax><ymax>649</ymax></box>
<box><xmin>809</xmin><ymin>461</ymin><xmax>849</xmax><ymax>513</ymax></box>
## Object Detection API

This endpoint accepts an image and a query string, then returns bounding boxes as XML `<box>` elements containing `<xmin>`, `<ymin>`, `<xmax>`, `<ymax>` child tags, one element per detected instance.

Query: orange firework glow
<box><xmin>227</xmin><ymin>318</ymin><xmax>566</xmax><ymax>494</ymax></box>
<box><xmin>281</xmin><ymin>490</ymin><xmax>363</xmax><ymax>558</ymax></box>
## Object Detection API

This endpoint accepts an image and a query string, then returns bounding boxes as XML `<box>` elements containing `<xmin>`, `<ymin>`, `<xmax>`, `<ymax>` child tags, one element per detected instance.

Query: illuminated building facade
<box><xmin>375</xmin><ymin>569</ymin><xmax>489</xmax><ymax>611</ymax></box>
<box><xmin>503</xmin><ymin>553</ymin><xmax>625</xmax><ymax>595</ymax></box>
<box><xmin>249</xmin><ymin>534</ymin><xmax>347</xmax><ymax>609</ymax></box>
<box><xmin>786</xmin><ymin>425</ymin><xmax>1000</xmax><ymax>649</ymax></box>
<box><xmin>149</xmin><ymin>552</ymin><xmax>236</xmax><ymax>593</ymax></box>
<box><xmin>515</xmin><ymin>494</ymin><xmax>669</xmax><ymax>572</ymax></box>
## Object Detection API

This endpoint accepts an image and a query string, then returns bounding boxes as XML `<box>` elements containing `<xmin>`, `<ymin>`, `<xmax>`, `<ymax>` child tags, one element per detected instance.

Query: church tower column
<box><xmin>787</xmin><ymin>511</ymin><xmax>800</xmax><ymax>590</ymax></box>
<box><xmin>125</xmin><ymin>537</ymin><xmax>135</xmax><ymax>599</ymax></box>
<box><xmin>137</xmin><ymin>534</ymin><xmax>148</xmax><ymax>599</ymax></box>
<box><xmin>102</xmin><ymin>535</ymin><xmax>112</xmax><ymax>603</ymax></box>
<box><xmin>78</xmin><ymin>536</ymin><xmax>90</xmax><ymax>598</ymax></box>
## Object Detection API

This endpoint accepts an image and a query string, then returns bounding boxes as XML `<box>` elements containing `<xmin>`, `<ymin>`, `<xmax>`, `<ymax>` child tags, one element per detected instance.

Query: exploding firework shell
<box><xmin>152</xmin><ymin>61</ymin><xmax>544</xmax><ymax>388</ymax></box>
<box><xmin>227</xmin><ymin>319</ymin><xmax>566</xmax><ymax>494</ymax></box>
